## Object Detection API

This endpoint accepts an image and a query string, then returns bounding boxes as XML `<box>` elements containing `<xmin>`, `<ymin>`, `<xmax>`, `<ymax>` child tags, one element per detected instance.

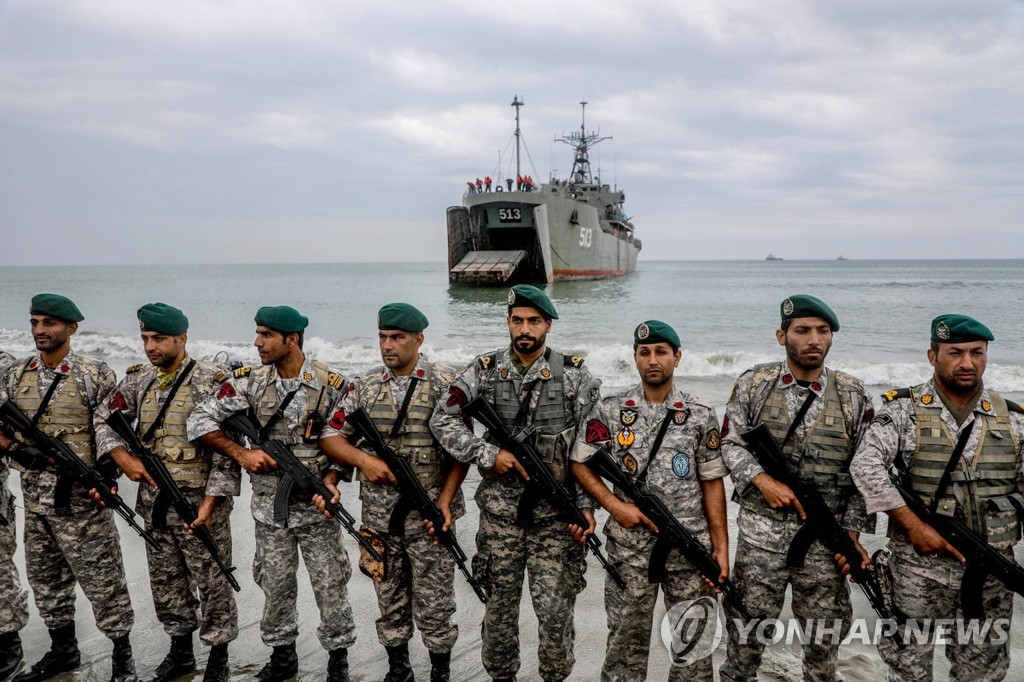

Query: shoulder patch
<box><xmin>213</xmin><ymin>371</ymin><xmax>229</xmax><ymax>384</ymax></box>
<box><xmin>565</xmin><ymin>355</ymin><xmax>584</xmax><ymax>368</ymax></box>
<box><xmin>126</xmin><ymin>364</ymin><xmax>144</xmax><ymax>374</ymax></box>
<box><xmin>327</xmin><ymin>372</ymin><xmax>344</xmax><ymax>389</ymax></box>
<box><xmin>882</xmin><ymin>388</ymin><xmax>912</xmax><ymax>403</ymax></box>
<box><xmin>478</xmin><ymin>354</ymin><xmax>497</xmax><ymax>370</ymax></box>
<box><xmin>232</xmin><ymin>366</ymin><xmax>252</xmax><ymax>379</ymax></box>
<box><xmin>871</xmin><ymin>412</ymin><xmax>894</xmax><ymax>427</ymax></box>
<box><xmin>1006</xmin><ymin>399</ymin><xmax>1024</xmax><ymax>415</ymax></box>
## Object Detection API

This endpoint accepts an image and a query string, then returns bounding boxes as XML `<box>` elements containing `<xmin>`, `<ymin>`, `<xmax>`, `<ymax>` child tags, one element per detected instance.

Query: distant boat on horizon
<box><xmin>765</xmin><ymin>253</ymin><xmax>783</xmax><ymax>261</ymax></box>
<box><xmin>837</xmin><ymin>255</ymin><xmax>848</xmax><ymax>261</ymax></box>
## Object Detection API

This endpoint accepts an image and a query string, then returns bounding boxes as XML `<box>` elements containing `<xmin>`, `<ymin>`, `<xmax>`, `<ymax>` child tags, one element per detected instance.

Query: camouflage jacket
<box><xmin>0</xmin><ymin>350</ymin><xmax>17</xmax><ymax>523</ymax></box>
<box><xmin>571</xmin><ymin>382</ymin><xmax>727</xmax><ymax>570</ymax></box>
<box><xmin>431</xmin><ymin>345</ymin><xmax>601</xmax><ymax>520</ymax></box>
<box><xmin>187</xmin><ymin>355</ymin><xmax>349</xmax><ymax>528</ymax></box>
<box><xmin>321</xmin><ymin>355</ymin><xmax>465</xmax><ymax>534</ymax></box>
<box><xmin>721</xmin><ymin>361</ymin><xmax>875</xmax><ymax>554</ymax></box>
<box><xmin>93</xmin><ymin>357</ymin><xmax>240</xmax><ymax>498</ymax></box>
<box><xmin>0</xmin><ymin>350</ymin><xmax>116</xmax><ymax>514</ymax></box>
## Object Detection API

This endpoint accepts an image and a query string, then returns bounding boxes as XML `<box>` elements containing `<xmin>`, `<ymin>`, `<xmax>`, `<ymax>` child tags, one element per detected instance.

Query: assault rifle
<box><xmin>347</xmin><ymin>406</ymin><xmax>488</xmax><ymax>603</ymax></box>
<box><xmin>585</xmin><ymin>446</ymin><xmax>751</xmax><ymax>620</ymax></box>
<box><xmin>221</xmin><ymin>410</ymin><xmax>384</xmax><ymax>562</ymax></box>
<box><xmin>0</xmin><ymin>398</ymin><xmax>161</xmax><ymax>549</ymax></box>
<box><xmin>105</xmin><ymin>410</ymin><xmax>241</xmax><ymax>592</ymax></box>
<box><xmin>742</xmin><ymin>423</ymin><xmax>906</xmax><ymax>642</ymax></box>
<box><xmin>461</xmin><ymin>396</ymin><xmax>627</xmax><ymax>589</ymax></box>
<box><xmin>890</xmin><ymin>465</ymin><xmax>1024</xmax><ymax>620</ymax></box>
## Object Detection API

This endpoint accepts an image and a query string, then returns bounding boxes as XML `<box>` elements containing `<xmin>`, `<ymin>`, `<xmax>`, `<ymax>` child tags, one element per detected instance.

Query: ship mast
<box><xmin>511</xmin><ymin>95</ymin><xmax>524</xmax><ymax>180</ymax></box>
<box><xmin>557</xmin><ymin>100</ymin><xmax>611</xmax><ymax>185</ymax></box>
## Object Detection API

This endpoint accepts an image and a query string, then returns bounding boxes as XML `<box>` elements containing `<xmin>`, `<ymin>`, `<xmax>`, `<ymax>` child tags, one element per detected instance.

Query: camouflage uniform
<box><xmin>431</xmin><ymin>346</ymin><xmax>601</xmax><ymax>682</ymax></box>
<box><xmin>93</xmin><ymin>357</ymin><xmax>240</xmax><ymax>646</ymax></box>
<box><xmin>322</xmin><ymin>356</ymin><xmax>462</xmax><ymax>653</ymax></box>
<box><xmin>0</xmin><ymin>350</ymin><xmax>28</xmax><ymax>639</ymax></box>
<box><xmin>850</xmin><ymin>379</ymin><xmax>1024</xmax><ymax>681</ymax></box>
<box><xmin>0</xmin><ymin>350</ymin><xmax>133</xmax><ymax>639</ymax></box>
<box><xmin>571</xmin><ymin>383</ymin><xmax>727</xmax><ymax>682</ymax></box>
<box><xmin>187</xmin><ymin>356</ymin><xmax>356</xmax><ymax>652</ymax></box>
<box><xmin>719</xmin><ymin>361</ymin><xmax>875</xmax><ymax>682</ymax></box>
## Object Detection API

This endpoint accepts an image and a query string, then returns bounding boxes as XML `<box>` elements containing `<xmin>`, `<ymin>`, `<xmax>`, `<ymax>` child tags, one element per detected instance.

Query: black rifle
<box><xmin>347</xmin><ymin>407</ymin><xmax>488</xmax><ymax>603</ymax></box>
<box><xmin>461</xmin><ymin>396</ymin><xmax>626</xmax><ymax>589</ymax></box>
<box><xmin>221</xmin><ymin>410</ymin><xmax>384</xmax><ymax>562</ymax></box>
<box><xmin>742</xmin><ymin>423</ymin><xmax>907</xmax><ymax>640</ymax></box>
<box><xmin>585</xmin><ymin>446</ymin><xmax>751</xmax><ymax>620</ymax></box>
<box><xmin>105</xmin><ymin>410</ymin><xmax>241</xmax><ymax>592</ymax></box>
<box><xmin>0</xmin><ymin>398</ymin><xmax>161</xmax><ymax>549</ymax></box>
<box><xmin>890</xmin><ymin>464</ymin><xmax>1024</xmax><ymax>620</ymax></box>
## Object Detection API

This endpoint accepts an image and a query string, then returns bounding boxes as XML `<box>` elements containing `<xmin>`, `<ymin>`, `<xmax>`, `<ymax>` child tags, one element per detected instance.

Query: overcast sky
<box><xmin>1</xmin><ymin>0</ymin><xmax>1021</xmax><ymax>265</ymax></box>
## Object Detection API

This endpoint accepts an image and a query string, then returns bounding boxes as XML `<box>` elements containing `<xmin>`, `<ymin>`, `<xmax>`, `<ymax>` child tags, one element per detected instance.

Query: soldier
<box><xmin>570</xmin><ymin>321</ymin><xmax>729</xmax><ymax>681</ymax></box>
<box><xmin>0</xmin><ymin>294</ymin><xmax>137</xmax><ymax>682</ymax></box>
<box><xmin>317</xmin><ymin>303</ymin><xmax>466</xmax><ymax>682</ymax></box>
<box><xmin>719</xmin><ymin>295</ymin><xmax>875</xmax><ymax>682</ymax></box>
<box><xmin>0</xmin><ymin>349</ymin><xmax>28</xmax><ymax>679</ymax></box>
<box><xmin>431</xmin><ymin>285</ymin><xmax>601</xmax><ymax>682</ymax></box>
<box><xmin>187</xmin><ymin>306</ymin><xmax>356</xmax><ymax>682</ymax></box>
<box><xmin>92</xmin><ymin>303</ymin><xmax>239</xmax><ymax>681</ymax></box>
<box><xmin>850</xmin><ymin>314</ymin><xmax>1024</xmax><ymax>680</ymax></box>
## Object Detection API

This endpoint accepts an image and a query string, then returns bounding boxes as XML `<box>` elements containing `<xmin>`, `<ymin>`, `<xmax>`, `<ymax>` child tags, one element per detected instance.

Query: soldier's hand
<box><xmin>908</xmin><ymin>519</ymin><xmax>965</xmax><ymax>562</ymax></box>
<box><xmin>834</xmin><ymin>532</ymin><xmax>871</xmax><ymax>578</ymax></box>
<box><xmin>359</xmin><ymin>454</ymin><xmax>397</xmax><ymax>486</ymax></box>
<box><xmin>238</xmin><ymin>448</ymin><xmax>277</xmax><ymax>475</ymax></box>
<box><xmin>115</xmin><ymin>452</ymin><xmax>157</xmax><ymax>489</ymax></box>
<box><xmin>610</xmin><ymin>500</ymin><xmax>658</xmax><ymax>533</ymax></box>
<box><xmin>422</xmin><ymin>502</ymin><xmax>453</xmax><ymax>541</ymax></box>
<box><xmin>186</xmin><ymin>497</ymin><xmax>217</xmax><ymax>535</ymax></box>
<box><xmin>702</xmin><ymin>546</ymin><xmax>730</xmax><ymax>591</ymax></box>
<box><xmin>752</xmin><ymin>472</ymin><xmax>806</xmax><ymax>520</ymax></box>
<box><xmin>88</xmin><ymin>486</ymin><xmax>111</xmax><ymax>508</ymax></box>
<box><xmin>312</xmin><ymin>481</ymin><xmax>341</xmax><ymax>520</ymax></box>
<box><xmin>492</xmin><ymin>449</ymin><xmax>529</xmax><ymax>480</ymax></box>
<box><xmin>568</xmin><ymin>508</ymin><xmax>596</xmax><ymax>545</ymax></box>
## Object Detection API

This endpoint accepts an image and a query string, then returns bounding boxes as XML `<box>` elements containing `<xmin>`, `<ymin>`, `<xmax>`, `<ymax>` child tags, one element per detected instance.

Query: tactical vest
<box><xmin>902</xmin><ymin>396</ymin><xmax>1021</xmax><ymax>550</ymax></box>
<box><xmin>250</xmin><ymin>362</ymin><xmax>329</xmax><ymax>496</ymax></box>
<box><xmin>743</xmin><ymin>377</ymin><xmax>853</xmax><ymax>517</ymax></box>
<box><xmin>490</xmin><ymin>351</ymin><xmax>572</xmax><ymax>482</ymax></box>
<box><xmin>14</xmin><ymin>362</ymin><xmax>94</xmax><ymax>465</ymax></box>
<box><xmin>363</xmin><ymin>364</ymin><xmax>442</xmax><ymax>488</ymax></box>
<box><xmin>138</xmin><ymin>371</ymin><xmax>210</xmax><ymax>486</ymax></box>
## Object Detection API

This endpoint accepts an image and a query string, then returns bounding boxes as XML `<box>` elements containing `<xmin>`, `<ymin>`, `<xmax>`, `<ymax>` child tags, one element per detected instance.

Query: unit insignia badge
<box><xmin>636</xmin><ymin>323</ymin><xmax>650</xmax><ymax>340</ymax></box>
<box><xmin>617</xmin><ymin>429</ymin><xmax>635</xmax><ymax>448</ymax></box>
<box><xmin>620</xmin><ymin>409</ymin><xmax>638</xmax><ymax>427</ymax></box>
<box><xmin>935</xmin><ymin>321</ymin><xmax>951</xmax><ymax>340</ymax></box>
<box><xmin>783</xmin><ymin>298</ymin><xmax>795</xmax><ymax>316</ymax></box>
<box><xmin>507</xmin><ymin>289</ymin><xmax>516</xmax><ymax>306</ymax></box>
<box><xmin>921</xmin><ymin>394</ymin><xmax>934</xmax><ymax>405</ymax></box>
<box><xmin>622</xmin><ymin>454</ymin><xmax>638</xmax><ymax>475</ymax></box>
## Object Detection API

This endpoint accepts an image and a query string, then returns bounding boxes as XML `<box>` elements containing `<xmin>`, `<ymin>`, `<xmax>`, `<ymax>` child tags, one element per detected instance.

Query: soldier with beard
<box><xmin>719</xmin><ymin>295</ymin><xmax>875</xmax><ymax>682</ymax></box>
<box><xmin>93</xmin><ymin>303</ymin><xmax>239</xmax><ymax>681</ymax></box>
<box><xmin>431</xmin><ymin>285</ymin><xmax>602</xmax><ymax>682</ymax></box>
<box><xmin>851</xmin><ymin>315</ymin><xmax>1024</xmax><ymax>680</ymax></box>
<box><xmin>0</xmin><ymin>294</ymin><xmax>137</xmax><ymax>682</ymax></box>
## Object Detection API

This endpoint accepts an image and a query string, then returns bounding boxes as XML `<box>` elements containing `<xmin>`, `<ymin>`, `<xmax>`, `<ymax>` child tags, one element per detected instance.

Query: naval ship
<box><xmin>447</xmin><ymin>97</ymin><xmax>642</xmax><ymax>284</ymax></box>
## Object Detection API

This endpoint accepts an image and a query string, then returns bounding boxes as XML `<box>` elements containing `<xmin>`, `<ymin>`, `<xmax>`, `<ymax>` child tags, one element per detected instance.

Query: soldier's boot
<box><xmin>201</xmin><ymin>643</ymin><xmax>229</xmax><ymax>682</ymax></box>
<box><xmin>383</xmin><ymin>644</ymin><xmax>414</xmax><ymax>682</ymax></box>
<box><xmin>151</xmin><ymin>635</ymin><xmax>195</xmax><ymax>681</ymax></box>
<box><xmin>0</xmin><ymin>631</ymin><xmax>24</xmax><ymax>679</ymax></box>
<box><xmin>428</xmin><ymin>651</ymin><xmax>450</xmax><ymax>682</ymax></box>
<box><xmin>325</xmin><ymin>648</ymin><xmax>349</xmax><ymax>682</ymax></box>
<box><xmin>254</xmin><ymin>644</ymin><xmax>298</xmax><ymax>682</ymax></box>
<box><xmin>109</xmin><ymin>635</ymin><xmax>138</xmax><ymax>682</ymax></box>
<box><xmin>13</xmin><ymin>623</ymin><xmax>80</xmax><ymax>682</ymax></box>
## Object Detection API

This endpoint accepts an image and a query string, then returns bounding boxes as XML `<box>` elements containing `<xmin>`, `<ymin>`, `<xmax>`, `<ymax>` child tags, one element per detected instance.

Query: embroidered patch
<box><xmin>811</xmin><ymin>382</ymin><xmax>822</xmax><ymax>392</ymax></box>
<box><xmin>567</xmin><ymin>355</ymin><xmax>584</xmax><ymax>368</ymax></box>
<box><xmin>782</xmin><ymin>374</ymin><xmax>793</xmax><ymax>385</ymax></box>
<box><xmin>935</xmin><ymin>321</ymin><xmax>951</xmax><ymax>340</ymax></box>
<box><xmin>625</xmin><ymin>399</ymin><xmax>636</xmax><ymax>407</ymax></box>
<box><xmin>871</xmin><ymin>413</ymin><xmax>894</xmax><ymax>427</ymax></box>
<box><xmin>783</xmin><ymin>298</ymin><xmax>795</xmax><ymax>316</ymax></box>
<box><xmin>303</xmin><ymin>372</ymin><xmax>313</xmax><ymax>382</ymax></box>
<box><xmin>622</xmin><ymin>454</ymin><xmax>638</xmax><ymax>474</ymax></box>
<box><xmin>328</xmin><ymin>409</ymin><xmax>346</xmax><ymax>430</ymax></box>
<box><xmin>585</xmin><ymin>419</ymin><xmax>611</xmax><ymax>444</ymax></box>
<box><xmin>232</xmin><ymin>367</ymin><xmax>251</xmax><ymax>379</ymax></box>
<box><xmin>981</xmin><ymin>401</ymin><xmax>992</xmax><ymax>412</ymax></box>
<box><xmin>126</xmin><ymin>364</ymin><xmax>144</xmax><ymax>374</ymax></box>
<box><xmin>620</xmin><ymin>409</ymin><xmax>638</xmax><ymax>427</ymax></box>
<box><xmin>617</xmin><ymin>429</ymin><xmax>635</xmax><ymax>448</ymax></box>
<box><xmin>479</xmin><ymin>356</ymin><xmax>493</xmax><ymax>370</ymax></box>
<box><xmin>500</xmin><ymin>368</ymin><xmax>509</xmax><ymax>379</ymax></box>
<box><xmin>636</xmin><ymin>323</ymin><xmax>650</xmax><ymax>340</ymax></box>
<box><xmin>213</xmin><ymin>371</ymin><xmax>229</xmax><ymax>383</ymax></box>
<box><xmin>921</xmin><ymin>394</ymin><xmax>934</xmax><ymax>405</ymax></box>
<box><xmin>507</xmin><ymin>289</ymin><xmax>516</xmax><ymax>306</ymax></box>
<box><xmin>326</xmin><ymin>372</ymin><xmax>344</xmax><ymax>389</ymax></box>
<box><xmin>672</xmin><ymin>409</ymin><xmax>690</xmax><ymax>426</ymax></box>
<box><xmin>883</xmin><ymin>390</ymin><xmax>900</xmax><ymax>403</ymax></box>
<box><xmin>588</xmin><ymin>386</ymin><xmax>600</xmax><ymax>403</ymax></box>
<box><xmin>540</xmin><ymin>368</ymin><xmax>551</xmax><ymax>379</ymax></box>
<box><xmin>416</xmin><ymin>369</ymin><xmax>425</xmax><ymax>378</ymax></box>
<box><xmin>672</xmin><ymin>453</ymin><xmax>691</xmax><ymax>478</ymax></box>
<box><xmin>108</xmin><ymin>392</ymin><xmax>128</xmax><ymax>412</ymax></box>
<box><xmin>706</xmin><ymin>429</ymin><xmax>720</xmax><ymax>450</ymax></box>
<box><xmin>216</xmin><ymin>383</ymin><xmax>236</xmax><ymax>400</ymax></box>
<box><xmin>446</xmin><ymin>386</ymin><xmax>468</xmax><ymax>408</ymax></box>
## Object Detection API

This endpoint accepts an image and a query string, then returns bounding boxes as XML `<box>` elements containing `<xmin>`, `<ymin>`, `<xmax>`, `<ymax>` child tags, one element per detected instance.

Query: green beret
<box><xmin>931</xmin><ymin>314</ymin><xmax>994</xmax><ymax>344</ymax></box>
<box><xmin>634</xmin><ymin>320</ymin><xmax>680</xmax><ymax>349</ymax></box>
<box><xmin>137</xmin><ymin>302</ymin><xmax>188</xmax><ymax>335</ymax></box>
<box><xmin>30</xmin><ymin>293</ymin><xmax>84</xmax><ymax>323</ymax></box>
<box><xmin>781</xmin><ymin>294</ymin><xmax>839</xmax><ymax>332</ymax></box>
<box><xmin>254</xmin><ymin>306</ymin><xmax>308</xmax><ymax>334</ymax></box>
<box><xmin>506</xmin><ymin>285</ymin><xmax>558</xmax><ymax>320</ymax></box>
<box><xmin>378</xmin><ymin>303</ymin><xmax>428</xmax><ymax>332</ymax></box>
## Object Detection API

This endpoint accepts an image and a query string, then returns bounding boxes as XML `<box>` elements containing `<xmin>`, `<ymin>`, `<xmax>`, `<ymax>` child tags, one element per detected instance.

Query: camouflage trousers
<box><xmin>23</xmin><ymin>507</ymin><xmax>133</xmax><ymax>639</ymax></box>
<box><xmin>603</xmin><ymin>543</ymin><xmax>714</xmax><ymax>682</ymax></box>
<box><xmin>877</xmin><ymin>540</ymin><xmax>1012</xmax><ymax>682</ymax></box>
<box><xmin>371</xmin><ymin>528</ymin><xmax>458</xmax><ymax>653</ymax></box>
<box><xmin>720</xmin><ymin>537</ymin><xmax>850</xmax><ymax>682</ymax></box>
<box><xmin>139</xmin><ymin>490</ymin><xmax>238</xmax><ymax>646</ymax></box>
<box><xmin>0</xmin><ymin>499</ymin><xmax>28</xmax><ymax>635</ymax></box>
<box><xmin>253</xmin><ymin>517</ymin><xmax>355</xmax><ymax>651</ymax></box>
<box><xmin>473</xmin><ymin>510</ymin><xmax>586</xmax><ymax>682</ymax></box>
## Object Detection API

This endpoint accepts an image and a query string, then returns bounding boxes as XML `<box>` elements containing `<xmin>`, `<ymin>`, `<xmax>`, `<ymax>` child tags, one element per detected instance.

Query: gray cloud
<box><xmin>1</xmin><ymin>0</ymin><xmax>1021</xmax><ymax>264</ymax></box>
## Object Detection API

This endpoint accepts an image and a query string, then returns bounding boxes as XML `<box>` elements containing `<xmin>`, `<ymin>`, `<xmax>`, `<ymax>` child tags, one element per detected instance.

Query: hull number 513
<box><xmin>579</xmin><ymin>227</ymin><xmax>593</xmax><ymax>248</ymax></box>
<box><xmin>498</xmin><ymin>208</ymin><xmax>522</xmax><ymax>222</ymax></box>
